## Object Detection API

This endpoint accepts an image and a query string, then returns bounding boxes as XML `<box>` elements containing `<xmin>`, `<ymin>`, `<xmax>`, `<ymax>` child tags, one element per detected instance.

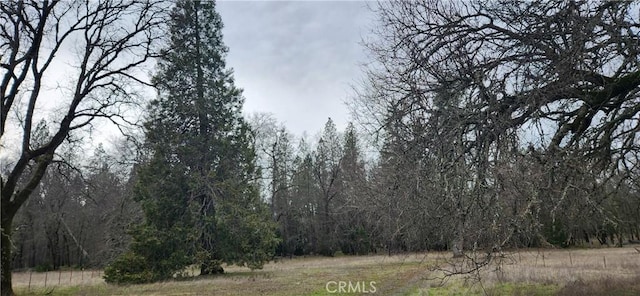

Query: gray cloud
<box><xmin>217</xmin><ymin>1</ymin><xmax>375</xmax><ymax>136</ymax></box>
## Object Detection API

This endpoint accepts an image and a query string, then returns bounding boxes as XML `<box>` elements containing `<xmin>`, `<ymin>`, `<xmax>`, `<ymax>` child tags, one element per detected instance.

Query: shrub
<box><xmin>103</xmin><ymin>251</ymin><xmax>153</xmax><ymax>284</ymax></box>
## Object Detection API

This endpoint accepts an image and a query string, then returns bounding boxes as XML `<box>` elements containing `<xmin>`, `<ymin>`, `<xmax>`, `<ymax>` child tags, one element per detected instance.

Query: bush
<box><xmin>340</xmin><ymin>227</ymin><xmax>372</xmax><ymax>255</ymax></box>
<box><xmin>34</xmin><ymin>263</ymin><xmax>53</xmax><ymax>272</ymax></box>
<box><xmin>104</xmin><ymin>251</ymin><xmax>154</xmax><ymax>284</ymax></box>
<box><xmin>543</xmin><ymin>220</ymin><xmax>570</xmax><ymax>248</ymax></box>
<box><xmin>104</xmin><ymin>224</ymin><xmax>193</xmax><ymax>284</ymax></box>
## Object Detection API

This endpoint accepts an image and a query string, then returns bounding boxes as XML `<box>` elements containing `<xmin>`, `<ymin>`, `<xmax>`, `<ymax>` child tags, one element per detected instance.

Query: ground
<box><xmin>13</xmin><ymin>246</ymin><xmax>640</xmax><ymax>295</ymax></box>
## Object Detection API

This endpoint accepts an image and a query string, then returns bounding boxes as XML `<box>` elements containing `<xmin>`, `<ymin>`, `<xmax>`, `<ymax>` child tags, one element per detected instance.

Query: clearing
<box><xmin>13</xmin><ymin>246</ymin><xmax>640</xmax><ymax>295</ymax></box>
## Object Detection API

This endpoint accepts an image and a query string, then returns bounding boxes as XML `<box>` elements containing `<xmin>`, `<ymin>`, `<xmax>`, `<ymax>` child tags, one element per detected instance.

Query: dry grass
<box><xmin>13</xmin><ymin>253</ymin><xmax>437</xmax><ymax>295</ymax></box>
<box><xmin>12</xmin><ymin>269</ymin><xmax>105</xmax><ymax>288</ymax></box>
<box><xmin>483</xmin><ymin>247</ymin><xmax>640</xmax><ymax>285</ymax></box>
<box><xmin>12</xmin><ymin>246</ymin><xmax>640</xmax><ymax>295</ymax></box>
<box><xmin>422</xmin><ymin>246</ymin><xmax>640</xmax><ymax>295</ymax></box>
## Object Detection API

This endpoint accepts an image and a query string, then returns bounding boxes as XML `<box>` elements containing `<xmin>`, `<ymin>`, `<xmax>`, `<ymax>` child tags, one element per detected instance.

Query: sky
<box><xmin>216</xmin><ymin>1</ymin><xmax>377</xmax><ymax>136</ymax></box>
<box><xmin>0</xmin><ymin>1</ymin><xmax>378</xmax><ymax>165</ymax></box>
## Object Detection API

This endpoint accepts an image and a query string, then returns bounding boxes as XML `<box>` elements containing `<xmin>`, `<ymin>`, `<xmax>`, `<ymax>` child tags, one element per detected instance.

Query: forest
<box><xmin>1</xmin><ymin>0</ymin><xmax>639</xmax><ymax>295</ymax></box>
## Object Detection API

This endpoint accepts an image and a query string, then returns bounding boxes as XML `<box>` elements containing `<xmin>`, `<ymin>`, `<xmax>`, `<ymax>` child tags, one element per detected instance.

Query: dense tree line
<box><xmin>251</xmin><ymin>117</ymin><xmax>375</xmax><ymax>257</ymax></box>
<box><xmin>3</xmin><ymin>0</ymin><xmax>640</xmax><ymax>293</ymax></box>
<box><xmin>11</xmin><ymin>112</ymin><xmax>639</xmax><ymax>269</ymax></box>
<box><xmin>10</xmin><ymin>144</ymin><xmax>140</xmax><ymax>271</ymax></box>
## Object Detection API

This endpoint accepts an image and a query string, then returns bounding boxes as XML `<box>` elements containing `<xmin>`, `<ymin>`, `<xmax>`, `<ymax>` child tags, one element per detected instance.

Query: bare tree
<box><xmin>247</xmin><ymin>113</ymin><xmax>300</xmax><ymax>256</ymax></box>
<box><xmin>0</xmin><ymin>1</ymin><xmax>167</xmax><ymax>294</ymax></box>
<box><xmin>369</xmin><ymin>0</ymin><xmax>639</xmax><ymax>163</ymax></box>
<box><xmin>354</xmin><ymin>0</ymin><xmax>640</xmax><ymax>266</ymax></box>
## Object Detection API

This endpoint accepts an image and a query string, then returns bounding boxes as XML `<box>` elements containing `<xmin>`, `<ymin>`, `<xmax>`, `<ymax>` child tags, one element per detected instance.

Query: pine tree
<box><xmin>290</xmin><ymin>138</ymin><xmax>319</xmax><ymax>254</ymax></box>
<box><xmin>337</xmin><ymin>123</ymin><xmax>370</xmax><ymax>255</ymax></box>
<box><xmin>313</xmin><ymin>118</ymin><xmax>343</xmax><ymax>256</ymax></box>
<box><xmin>105</xmin><ymin>0</ymin><xmax>277</xmax><ymax>283</ymax></box>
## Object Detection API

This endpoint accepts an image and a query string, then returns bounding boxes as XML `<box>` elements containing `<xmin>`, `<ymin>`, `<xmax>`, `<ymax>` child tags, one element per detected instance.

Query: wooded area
<box><xmin>1</xmin><ymin>0</ymin><xmax>639</xmax><ymax>295</ymax></box>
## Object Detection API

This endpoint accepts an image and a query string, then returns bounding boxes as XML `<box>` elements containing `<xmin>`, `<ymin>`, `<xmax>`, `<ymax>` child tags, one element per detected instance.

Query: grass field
<box><xmin>13</xmin><ymin>245</ymin><xmax>640</xmax><ymax>295</ymax></box>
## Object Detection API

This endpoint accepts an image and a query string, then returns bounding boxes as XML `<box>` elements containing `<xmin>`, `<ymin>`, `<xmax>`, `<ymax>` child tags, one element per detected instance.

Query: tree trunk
<box><xmin>1</xmin><ymin>213</ymin><xmax>15</xmax><ymax>296</ymax></box>
<box><xmin>200</xmin><ymin>260</ymin><xmax>224</xmax><ymax>275</ymax></box>
<box><xmin>452</xmin><ymin>217</ymin><xmax>464</xmax><ymax>258</ymax></box>
<box><xmin>2</xmin><ymin>154</ymin><xmax>53</xmax><ymax>295</ymax></box>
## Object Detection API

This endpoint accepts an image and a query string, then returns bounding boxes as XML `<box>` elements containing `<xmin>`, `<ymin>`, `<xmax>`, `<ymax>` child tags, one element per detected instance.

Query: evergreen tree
<box><xmin>105</xmin><ymin>0</ymin><xmax>277</xmax><ymax>283</ymax></box>
<box><xmin>337</xmin><ymin>123</ymin><xmax>371</xmax><ymax>255</ymax></box>
<box><xmin>313</xmin><ymin>118</ymin><xmax>343</xmax><ymax>255</ymax></box>
<box><xmin>289</xmin><ymin>138</ymin><xmax>319</xmax><ymax>254</ymax></box>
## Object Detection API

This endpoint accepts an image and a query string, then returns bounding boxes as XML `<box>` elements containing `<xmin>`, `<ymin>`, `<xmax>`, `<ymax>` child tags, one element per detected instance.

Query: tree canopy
<box><xmin>353</xmin><ymin>0</ymin><xmax>640</xmax><ymax>262</ymax></box>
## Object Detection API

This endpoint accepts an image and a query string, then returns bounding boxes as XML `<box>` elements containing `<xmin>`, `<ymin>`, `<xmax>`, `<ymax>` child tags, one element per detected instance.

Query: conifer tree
<box><xmin>313</xmin><ymin>118</ymin><xmax>343</xmax><ymax>255</ymax></box>
<box><xmin>337</xmin><ymin>123</ymin><xmax>370</xmax><ymax>254</ymax></box>
<box><xmin>105</xmin><ymin>0</ymin><xmax>277</xmax><ymax>283</ymax></box>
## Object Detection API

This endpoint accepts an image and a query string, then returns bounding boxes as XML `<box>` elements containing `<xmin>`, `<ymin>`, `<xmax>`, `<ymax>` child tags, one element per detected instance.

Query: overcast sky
<box><xmin>0</xmin><ymin>1</ymin><xmax>378</xmax><ymax>163</ymax></box>
<box><xmin>216</xmin><ymin>1</ymin><xmax>376</xmax><ymax>136</ymax></box>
